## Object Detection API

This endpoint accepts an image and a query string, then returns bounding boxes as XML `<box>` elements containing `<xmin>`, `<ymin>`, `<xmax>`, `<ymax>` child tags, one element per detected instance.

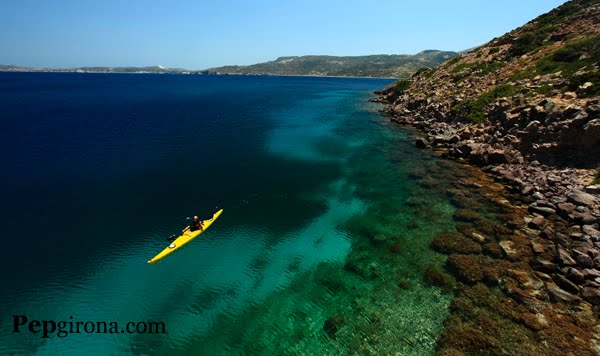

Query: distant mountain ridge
<box><xmin>207</xmin><ymin>50</ymin><xmax>458</xmax><ymax>78</ymax></box>
<box><xmin>1</xmin><ymin>50</ymin><xmax>457</xmax><ymax>78</ymax></box>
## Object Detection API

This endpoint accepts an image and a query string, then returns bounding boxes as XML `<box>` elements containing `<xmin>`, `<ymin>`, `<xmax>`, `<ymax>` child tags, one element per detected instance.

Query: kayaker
<box><xmin>187</xmin><ymin>215</ymin><xmax>204</xmax><ymax>232</ymax></box>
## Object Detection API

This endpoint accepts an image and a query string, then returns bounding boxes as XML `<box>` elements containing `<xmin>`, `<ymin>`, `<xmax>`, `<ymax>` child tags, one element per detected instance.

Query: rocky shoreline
<box><xmin>373</xmin><ymin>89</ymin><xmax>600</xmax><ymax>308</ymax></box>
<box><xmin>369</xmin><ymin>86</ymin><xmax>600</xmax><ymax>352</ymax></box>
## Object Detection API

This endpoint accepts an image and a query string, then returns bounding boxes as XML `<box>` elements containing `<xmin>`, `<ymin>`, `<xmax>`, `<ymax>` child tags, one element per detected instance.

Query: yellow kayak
<box><xmin>148</xmin><ymin>209</ymin><xmax>223</xmax><ymax>264</ymax></box>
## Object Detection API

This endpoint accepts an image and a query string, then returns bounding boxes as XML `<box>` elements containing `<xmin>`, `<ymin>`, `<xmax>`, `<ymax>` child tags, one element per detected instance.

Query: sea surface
<box><xmin>0</xmin><ymin>73</ymin><xmax>464</xmax><ymax>355</ymax></box>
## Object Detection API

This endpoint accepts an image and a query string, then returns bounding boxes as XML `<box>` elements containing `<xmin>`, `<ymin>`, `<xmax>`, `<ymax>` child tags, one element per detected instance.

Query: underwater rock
<box><xmin>446</xmin><ymin>255</ymin><xmax>483</xmax><ymax>284</ymax></box>
<box><xmin>480</xmin><ymin>258</ymin><xmax>512</xmax><ymax>286</ymax></box>
<box><xmin>397</xmin><ymin>278</ymin><xmax>412</xmax><ymax>289</ymax></box>
<box><xmin>388</xmin><ymin>240</ymin><xmax>404</xmax><ymax>254</ymax></box>
<box><xmin>408</xmin><ymin>168</ymin><xmax>426</xmax><ymax>179</ymax></box>
<box><xmin>418</xmin><ymin>177</ymin><xmax>439</xmax><ymax>189</ymax></box>
<box><xmin>452</xmin><ymin>209</ymin><xmax>481</xmax><ymax>223</ymax></box>
<box><xmin>424</xmin><ymin>266</ymin><xmax>455</xmax><ymax>292</ymax></box>
<box><xmin>455</xmin><ymin>223</ymin><xmax>475</xmax><ymax>235</ymax></box>
<box><xmin>468</xmin><ymin>231</ymin><xmax>487</xmax><ymax>243</ymax></box>
<box><xmin>482</xmin><ymin>243</ymin><xmax>504</xmax><ymax>258</ymax></box>
<box><xmin>415</xmin><ymin>138</ymin><xmax>430</xmax><ymax>148</ymax></box>
<box><xmin>448</xmin><ymin>296</ymin><xmax>476</xmax><ymax>319</ymax></box>
<box><xmin>405</xmin><ymin>195</ymin><xmax>428</xmax><ymax>208</ymax></box>
<box><xmin>366</xmin><ymin>262</ymin><xmax>381</xmax><ymax>279</ymax></box>
<box><xmin>369</xmin><ymin>233</ymin><xmax>388</xmax><ymax>245</ymax></box>
<box><xmin>499</xmin><ymin>240</ymin><xmax>519</xmax><ymax>260</ymax></box>
<box><xmin>323</xmin><ymin>316</ymin><xmax>346</xmax><ymax>338</ymax></box>
<box><xmin>435</xmin><ymin>348</ymin><xmax>467</xmax><ymax>356</ymax></box>
<box><xmin>437</xmin><ymin>324</ymin><xmax>501</xmax><ymax>352</ymax></box>
<box><xmin>448</xmin><ymin>192</ymin><xmax>479</xmax><ymax>209</ymax></box>
<box><xmin>431</xmin><ymin>231</ymin><xmax>482</xmax><ymax>255</ymax></box>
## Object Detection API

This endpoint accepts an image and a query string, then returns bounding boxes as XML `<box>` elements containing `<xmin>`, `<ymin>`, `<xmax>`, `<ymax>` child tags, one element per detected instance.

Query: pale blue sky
<box><xmin>0</xmin><ymin>0</ymin><xmax>567</xmax><ymax>69</ymax></box>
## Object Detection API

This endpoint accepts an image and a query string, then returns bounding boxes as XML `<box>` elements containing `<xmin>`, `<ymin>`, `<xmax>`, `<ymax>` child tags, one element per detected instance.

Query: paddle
<box><xmin>166</xmin><ymin>216</ymin><xmax>194</xmax><ymax>240</ymax></box>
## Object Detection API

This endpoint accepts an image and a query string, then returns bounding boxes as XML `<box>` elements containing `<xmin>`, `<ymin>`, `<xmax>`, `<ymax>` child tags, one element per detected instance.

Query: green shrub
<box><xmin>509</xmin><ymin>31</ymin><xmax>548</xmax><ymax>57</ymax></box>
<box><xmin>451</xmin><ymin>61</ymin><xmax>506</xmax><ymax>82</ymax></box>
<box><xmin>452</xmin><ymin>62</ymin><xmax>474</xmax><ymax>74</ymax></box>
<box><xmin>552</xmin><ymin>46</ymin><xmax>581</xmax><ymax>62</ymax></box>
<box><xmin>508</xmin><ymin>0</ymin><xmax>600</xmax><ymax>58</ymax></box>
<box><xmin>478</xmin><ymin>61</ymin><xmax>506</xmax><ymax>75</ymax></box>
<box><xmin>536</xmin><ymin>0</ymin><xmax>593</xmax><ymax>28</ymax></box>
<box><xmin>536</xmin><ymin>35</ymin><xmax>600</xmax><ymax>75</ymax></box>
<box><xmin>392</xmin><ymin>79</ymin><xmax>412</xmax><ymax>94</ymax></box>
<box><xmin>535</xmin><ymin>85</ymin><xmax>554</xmax><ymax>95</ymax></box>
<box><xmin>446</xmin><ymin>56</ymin><xmax>463</xmax><ymax>66</ymax></box>
<box><xmin>535</xmin><ymin>35</ymin><xmax>600</xmax><ymax>97</ymax></box>
<box><xmin>568</xmin><ymin>71</ymin><xmax>600</xmax><ymax>97</ymax></box>
<box><xmin>508</xmin><ymin>35</ymin><xmax>599</xmax><ymax>96</ymax></box>
<box><xmin>509</xmin><ymin>66</ymin><xmax>537</xmax><ymax>81</ymax></box>
<box><xmin>489</xmin><ymin>47</ymin><xmax>500</xmax><ymax>54</ymax></box>
<box><xmin>412</xmin><ymin>67</ymin><xmax>435</xmax><ymax>78</ymax></box>
<box><xmin>451</xmin><ymin>84</ymin><xmax>521</xmax><ymax>124</ymax></box>
<box><xmin>593</xmin><ymin>167</ymin><xmax>600</xmax><ymax>185</ymax></box>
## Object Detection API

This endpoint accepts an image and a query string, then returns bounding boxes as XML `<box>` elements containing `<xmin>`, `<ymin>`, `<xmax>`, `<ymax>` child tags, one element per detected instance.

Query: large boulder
<box><xmin>415</xmin><ymin>138</ymin><xmax>430</xmax><ymax>149</ymax></box>
<box><xmin>585</xmin><ymin>185</ymin><xmax>600</xmax><ymax>194</ymax></box>
<box><xmin>581</xmin><ymin>287</ymin><xmax>600</xmax><ymax>305</ymax></box>
<box><xmin>487</xmin><ymin>150</ymin><xmax>510</xmax><ymax>164</ymax></box>
<box><xmin>583</xmin><ymin>225</ymin><xmax>600</xmax><ymax>239</ymax></box>
<box><xmin>567</xmin><ymin>190</ymin><xmax>597</xmax><ymax>207</ymax></box>
<box><xmin>431</xmin><ymin>231</ymin><xmax>482</xmax><ymax>255</ymax></box>
<box><xmin>570</xmin><ymin>111</ymin><xmax>589</xmax><ymax>127</ymax></box>
<box><xmin>546</xmin><ymin>282</ymin><xmax>581</xmax><ymax>304</ymax></box>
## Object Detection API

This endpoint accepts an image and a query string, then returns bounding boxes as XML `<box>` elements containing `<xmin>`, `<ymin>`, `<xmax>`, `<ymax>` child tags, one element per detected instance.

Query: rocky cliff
<box><xmin>376</xmin><ymin>0</ymin><xmax>599</xmax><ymax>168</ymax></box>
<box><xmin>375</xmin><ymin>1</ymin><xmax>600</xmax><ymax>353</ymax></box>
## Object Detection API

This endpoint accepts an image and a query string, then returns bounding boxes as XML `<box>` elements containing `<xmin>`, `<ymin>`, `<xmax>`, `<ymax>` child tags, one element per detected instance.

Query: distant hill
<box><xmin>1</xmin><ymin>50</ymin><xmax>457</xmax><ymax>78</ymax></box>
<box><xmin>0</xmin><ymin>64</ymin><xmax>194</xmax><ymax>74</ymax></box>
<box><xmin>206</xmin><ymin>50</ymin><xmax>458</xmax><ymax>78</ymax></box>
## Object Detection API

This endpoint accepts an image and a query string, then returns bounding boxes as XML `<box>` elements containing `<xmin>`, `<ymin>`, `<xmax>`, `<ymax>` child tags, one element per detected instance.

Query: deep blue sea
<box><xmin>0</xmin><ymin>73</ymin><xmax>464</xmax><ymax>354</ymax></box>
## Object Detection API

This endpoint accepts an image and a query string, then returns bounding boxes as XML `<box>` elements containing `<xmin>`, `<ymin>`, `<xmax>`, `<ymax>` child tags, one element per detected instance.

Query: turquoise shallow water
<box><xmin>0</xmin><ymin>73</ymin><xmax>463</xmax><ymax>355</ymax></box>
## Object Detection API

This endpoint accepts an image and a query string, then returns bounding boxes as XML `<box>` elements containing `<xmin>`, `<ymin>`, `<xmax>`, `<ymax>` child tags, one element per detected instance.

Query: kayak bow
<box><xmin>148</xmin><ymin>209</ymin><xmax>223</xmax><ymax>264</ymax></box>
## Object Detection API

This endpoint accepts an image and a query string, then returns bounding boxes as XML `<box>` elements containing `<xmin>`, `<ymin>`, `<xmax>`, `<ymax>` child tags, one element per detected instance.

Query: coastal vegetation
<box><xmin>507</xmin><ymin>25</ymin><xmax>556</xmax><ymax>58</ymax></box>
<box><xmin>412</xmin><ymin>67</ymin><xmax>435</xmax><ymax>78</ymax></box>
<box><xmin>509</xmin><ymin>35</ymin><xmax>600</xmax><ymax>96</ymax></box>
<box><xmin>536</xmin><ymin>35</ymin><xmax>600</xmax><ymax>95</ymax></box>
<box><xmin>451</xmin><ymin>84</ymin><xmax>521</xmax><ymax>124</ymax></box>
<box><xmin>392</xmin><ymin>79</ymin><xmax>412</xmax><ymax>94</ymax></box>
